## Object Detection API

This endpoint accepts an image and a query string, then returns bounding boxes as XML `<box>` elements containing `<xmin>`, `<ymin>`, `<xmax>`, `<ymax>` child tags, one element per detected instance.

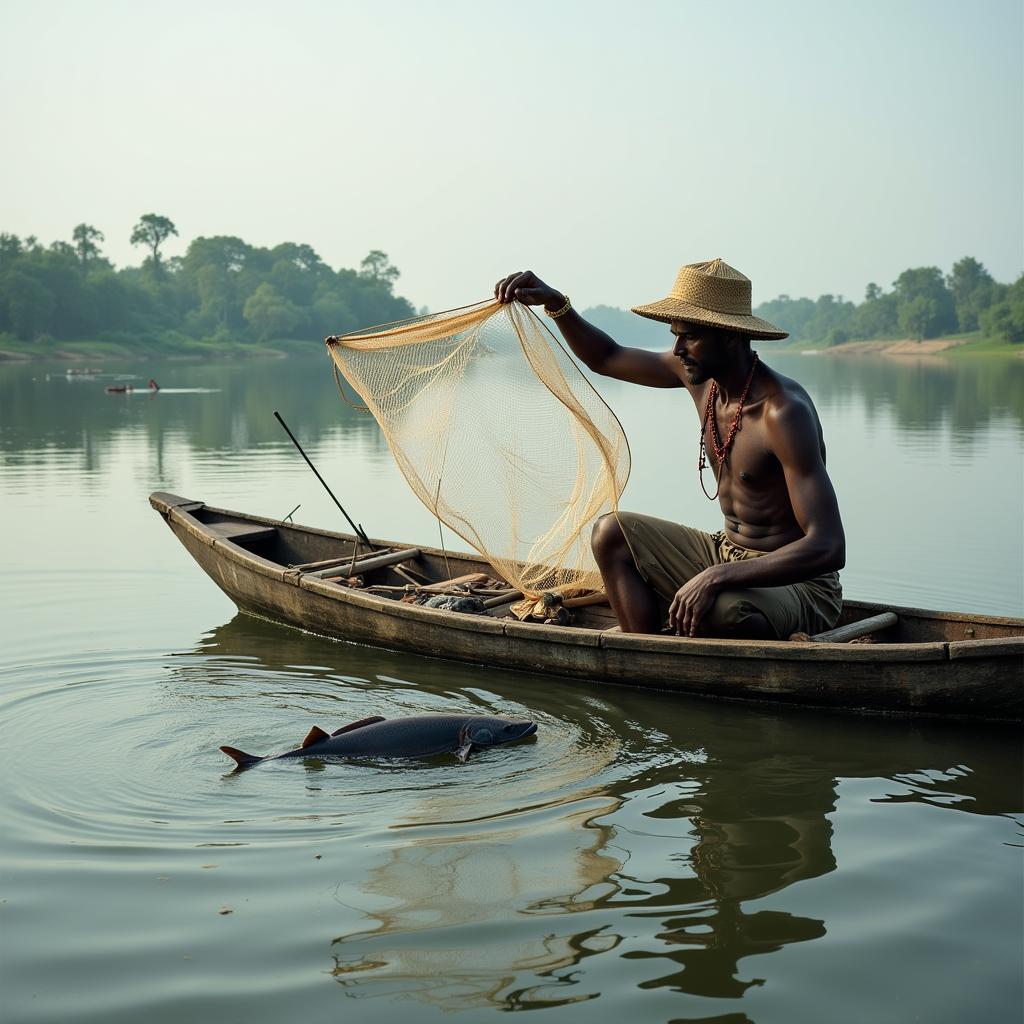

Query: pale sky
<box><xmin>1</xmin><ymin>0</ymin><xmax>1021</xmax><ymax>312</ymax></box>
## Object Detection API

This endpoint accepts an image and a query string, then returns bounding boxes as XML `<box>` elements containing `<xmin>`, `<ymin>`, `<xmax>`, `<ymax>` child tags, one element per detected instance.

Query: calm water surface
<box><xmin>1</xmin><ymin>352</ymin><xmax>1021</xmax><ymax>1023</ymax></box>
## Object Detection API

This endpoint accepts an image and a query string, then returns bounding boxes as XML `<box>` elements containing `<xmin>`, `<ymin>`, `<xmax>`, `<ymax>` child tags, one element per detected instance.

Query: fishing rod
<box><xmin>273</xmin><ymin>410</ymin><xmax>373</xmax><ymax>548</ymax></box>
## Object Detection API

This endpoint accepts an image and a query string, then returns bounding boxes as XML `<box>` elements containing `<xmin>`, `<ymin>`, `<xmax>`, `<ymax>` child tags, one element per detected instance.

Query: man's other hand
<box><xmin>668</xmin><ymin>566</ymin><xmax>725</xmax><ymax>637</ymax></box>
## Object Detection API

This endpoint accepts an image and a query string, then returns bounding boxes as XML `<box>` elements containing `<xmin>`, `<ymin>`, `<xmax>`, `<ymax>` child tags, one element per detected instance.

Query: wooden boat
<box><xmin>150</xmin><ymin>491</ymin><xmax>1023</xmax><ymax>723</ymax></box>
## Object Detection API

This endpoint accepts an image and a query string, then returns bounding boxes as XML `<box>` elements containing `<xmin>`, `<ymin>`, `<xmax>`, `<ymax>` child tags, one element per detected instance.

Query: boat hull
<box><xmin>152</xmin><ymin>492</ymin><xmax>1024</xmax><ymax>722</ymax></box>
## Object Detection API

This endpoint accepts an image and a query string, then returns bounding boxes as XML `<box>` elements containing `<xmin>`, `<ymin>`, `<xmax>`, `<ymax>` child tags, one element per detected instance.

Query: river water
<box><xmin>1</xmin><ymin>350</ymin><xmax>1021</xmax><ymax>1023</ymax></box>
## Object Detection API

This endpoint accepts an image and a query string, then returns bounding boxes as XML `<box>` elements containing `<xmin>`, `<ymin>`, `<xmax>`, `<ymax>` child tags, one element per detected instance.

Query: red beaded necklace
<box><xmin>698</xmin><ymin>352</ymin><xmax>759</xmax><ymax>500</ymax></box>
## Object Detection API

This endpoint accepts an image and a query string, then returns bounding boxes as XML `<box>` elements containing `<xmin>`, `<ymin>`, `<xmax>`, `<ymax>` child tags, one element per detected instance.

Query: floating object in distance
<box><xmin>106</xmin><ymin>378</ymin><xmax>159</xmax><ymax>394</ymax></box>
<box><xmin>220</xmin><ymin>713</ymin><xmax>538</xmax><ymax>770</ymax></box>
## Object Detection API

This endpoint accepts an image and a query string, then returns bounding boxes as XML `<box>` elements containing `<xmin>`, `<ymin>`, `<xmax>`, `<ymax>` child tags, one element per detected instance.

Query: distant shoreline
<box><xmin>775</xmin><ymin>334</ymin><xmax>1022</xmax><ymax>359</ymax></box>
<box><xmin>1</xmin><ymin>332</ymin><xmax>1020</xmax><ymax>365</ymax></box>
<box><xmin>0</xmin><ymin>338</ymin><xmax>319</xmax><ymax>363</ymax></box>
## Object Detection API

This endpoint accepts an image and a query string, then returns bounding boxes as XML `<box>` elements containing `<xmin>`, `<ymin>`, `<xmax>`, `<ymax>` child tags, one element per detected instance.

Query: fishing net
<box><xmin>326</xmin><ymin>299</ymin><xmax>630</xmax><ymax>596</ymax></box>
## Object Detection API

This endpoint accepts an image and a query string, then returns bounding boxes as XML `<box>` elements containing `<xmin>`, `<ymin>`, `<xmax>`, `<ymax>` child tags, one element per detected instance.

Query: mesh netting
<box><xmin>325</xmin><ymin>299</ymin><xmax>630</xmax><ymax>595</ymax></box>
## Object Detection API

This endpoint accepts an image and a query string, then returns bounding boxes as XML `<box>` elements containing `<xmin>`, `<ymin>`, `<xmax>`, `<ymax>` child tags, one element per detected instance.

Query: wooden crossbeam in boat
<box><xmin>392</xmin><ymin>565</ymin><xmax>425</xmax><ymax>586</ymax></box>
<box><xmin>308</xmin><ymin>548</ymin><xmax>421</xmax><ymax>579</ymax></box>
<box><xmin>290</xmin><ymin>549</ymin><xmax>391</xmax><ymax>573</ymax></box>
<box><xmin>812</xmin><ymin>612</ymin><xmax>898</xmax><ymax>643</ymax></box>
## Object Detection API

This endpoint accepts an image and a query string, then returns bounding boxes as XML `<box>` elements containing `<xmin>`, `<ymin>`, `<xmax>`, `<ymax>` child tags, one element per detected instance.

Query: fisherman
<box><xmin>495</xmin><ymin>259</ymin><xmax>845</xmax><ymax>640</ymax></box>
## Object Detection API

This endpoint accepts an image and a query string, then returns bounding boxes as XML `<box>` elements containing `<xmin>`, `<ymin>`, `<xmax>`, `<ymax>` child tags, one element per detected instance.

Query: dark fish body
<box><xmin>221</xmin><ymin>713</ymin><xmax>537</xmax><ymax>770</ymax></box>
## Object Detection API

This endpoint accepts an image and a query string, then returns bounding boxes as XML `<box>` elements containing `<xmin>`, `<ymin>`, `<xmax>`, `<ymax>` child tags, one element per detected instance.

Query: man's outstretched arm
<box><xmin>495</xmin><ymin>270</ymin><xmax>682</xmax><ymax>388</ymax></box>
<box><xmin>668</xmin><ymin>397</ymin><xmax>846</xmax><ymax>636</ymax></box>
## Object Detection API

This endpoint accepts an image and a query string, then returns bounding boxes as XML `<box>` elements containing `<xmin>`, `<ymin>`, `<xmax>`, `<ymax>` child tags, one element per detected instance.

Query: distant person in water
<box><xmin>495</xmin><ymin>259</ymin><xmax>845</xmax><ymax>640</ymax></box>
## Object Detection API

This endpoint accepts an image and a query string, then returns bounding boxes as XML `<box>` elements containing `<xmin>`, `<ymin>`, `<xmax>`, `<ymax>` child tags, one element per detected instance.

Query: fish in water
<box><xmin>220</xmin><ymin>713</ymin><xmax>537</xmax><ymax>771</ymax></box>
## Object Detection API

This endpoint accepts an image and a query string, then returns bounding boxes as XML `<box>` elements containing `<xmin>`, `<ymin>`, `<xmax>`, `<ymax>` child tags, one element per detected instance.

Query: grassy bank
<box><xmin>775</xmin><ymin>331</ymin><xmax>1021</xmax><ymax>358</ymax></box>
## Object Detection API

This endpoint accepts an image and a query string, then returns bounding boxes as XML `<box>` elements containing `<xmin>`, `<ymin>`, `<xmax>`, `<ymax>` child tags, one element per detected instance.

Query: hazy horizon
<box><xmin>1</xmin><ymin>0</ymin><xmax>1020</xmax><ymax>312</ymax></box>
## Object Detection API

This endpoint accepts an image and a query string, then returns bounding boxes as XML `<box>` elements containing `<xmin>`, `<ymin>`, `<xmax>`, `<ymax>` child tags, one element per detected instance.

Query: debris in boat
<box><xmin>423</xmin><ymin>594</ymin><xmax>487</xmax><ymax>614</ymax></box>
<box><xmin>331</xmin><ymin>575</ymin><xmax>365</xmax><ymax>588</ymax></box>
<box><xmin>219</xmin><ymin>713</ymin><xmax>538</xmax><ymax>770</ymax></box>
<box><xmin>512</xmin><ymin>591</ymin><xmax>573</xmax><ymax>626</ymax></box>
<box><xmin>381</xmin><ymin>574</ymin><xmax>512</xmax><ymax>612</ymax></box>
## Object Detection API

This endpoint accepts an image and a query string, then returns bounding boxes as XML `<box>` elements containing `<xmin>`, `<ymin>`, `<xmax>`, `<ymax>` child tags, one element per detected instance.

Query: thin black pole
<box><xmin>273</xmin><ymin>410</ymin><xmax>373</xmax><ymax>547</ymax></box>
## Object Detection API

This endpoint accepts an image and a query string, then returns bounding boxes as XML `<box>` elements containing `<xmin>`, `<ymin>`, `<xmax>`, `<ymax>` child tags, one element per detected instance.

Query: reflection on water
<box><xmin>774</xmin><ymin>350</ymin><xmax>1024</xmax><ymax>432</ymax></box>
<box><xmin>160</xmin><ymin>616</ymin><xmax>1024</xmax><ymax>1013</ymax></box>
<box><xmin>2</xmin><ymin>353</ymin><xmax>1021</xmax><ymax>458</ymax></box>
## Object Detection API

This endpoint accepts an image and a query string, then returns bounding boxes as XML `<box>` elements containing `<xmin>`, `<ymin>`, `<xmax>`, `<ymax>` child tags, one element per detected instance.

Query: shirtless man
<box><xmin>495</xmin><ymin>258</ymin><xmax>845</xmax><ymax>640</ymax></box>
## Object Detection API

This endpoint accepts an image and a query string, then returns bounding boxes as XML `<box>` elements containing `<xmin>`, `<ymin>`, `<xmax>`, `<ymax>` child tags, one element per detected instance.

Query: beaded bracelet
<box><xmin>545</xmin><ymin>295</ymin><xmax>572</xmax><ymax>319</ymax></box>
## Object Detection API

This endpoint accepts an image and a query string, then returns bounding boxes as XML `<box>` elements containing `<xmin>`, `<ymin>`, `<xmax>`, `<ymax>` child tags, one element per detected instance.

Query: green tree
<box><xmin>180</xmin><ymin>236</ymin><xmax>252</xmax><ymax>333</ymax></box>
<box><xmin>242</xmin><ymin>283</ymin><xmax>306</xmax><ymax>342</ymax></box>
<box><xmin>270</xmin><ymin>242</ymin><xmax>324</xmax><ymax>273</ymax></box>
<box><xmin>898</xmin><ymin>295</ymin><xmax>940</xmax><ymax>341</ymax></box>
<box><xmin>0</xmin><ymin>269</ymin><xmax>55</xmax><ymax>339</ymax></box>
<box><xmin>310</xmin><ymin>289</ymin><xmax>356</xmax><ymax>338</ymax></box>
<box><xmin>130</xmin><ymin>213</ymin><xmax>178</xmax><ymax>268</ymax></box>
<box><xmin>753</xmin><ymin>294</ymin><xmax>817</xmax><ymax>341</ymax></box>
<box><xmin>0</xmin><ymin>233</ymin><xmax>23</xmax><ymax>267</ymax></box>
<box><xmin>806</xmin><ymin>294</ymin><xmax>856</xmax><ymax>342</ymax></box>
<box><xmin>359</xmin><ymin>249</ymin><xmax>400</xmax><ymax>290</ymax></box>
<box><xmin>980</xmin><ymin>274</ymin><xmax>1024</xmax><ymax>343</ymax></box>
<box><xmin>947</xmin><ymin>256</ymin><xmax>996</xmax><ymax>332</ymax></box>
<box><xmin>72</xmin><ymin>223</ymin><xmax>105</xmax><ymax>266</ymax></box>
<box><xmin>855</xmin><ymin>283</ymin><xmax>898</xmax><ymax>339</ymax></box>
<box><xmin>892</xmin><ymin>267</ymin><xmax>956</xmax><ymax>339</ymax></box>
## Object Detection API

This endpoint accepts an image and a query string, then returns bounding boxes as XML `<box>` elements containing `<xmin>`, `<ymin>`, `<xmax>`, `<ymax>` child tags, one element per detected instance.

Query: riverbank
<box><xmin>0</xmin><ymin>336</ymin><xmax>324</xmax><ymax>362</ymax></box>
<box><xmin>777</xmin><ymin>332</ymin><xmax>1022</xmax><ymax>359</ymax></box>
<box><xmin>4</xmin><ymin>331</ymin><xmax>1021</xmax><ymax>364</ymax></box>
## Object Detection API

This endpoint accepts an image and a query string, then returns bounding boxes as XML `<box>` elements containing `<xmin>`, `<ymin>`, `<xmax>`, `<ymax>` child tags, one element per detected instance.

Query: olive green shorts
<box><xmin>615</xmin><ymin>511</ymin><xmax>842</xmax><ymax>639</ymax></box>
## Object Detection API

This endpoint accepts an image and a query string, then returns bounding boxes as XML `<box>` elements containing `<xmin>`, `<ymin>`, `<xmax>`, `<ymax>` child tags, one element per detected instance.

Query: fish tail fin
<box><xmin>220</xmin><ymin>745</ymin><xmax>263</xmax><ymax>770</ymax></box>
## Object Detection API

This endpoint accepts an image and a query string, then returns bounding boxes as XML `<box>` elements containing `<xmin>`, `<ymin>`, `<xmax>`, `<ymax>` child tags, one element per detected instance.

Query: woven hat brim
<box><xmin>631</xmin><ymin>299</ymin><xmax>788</xmax><ymax>340</ymax></box>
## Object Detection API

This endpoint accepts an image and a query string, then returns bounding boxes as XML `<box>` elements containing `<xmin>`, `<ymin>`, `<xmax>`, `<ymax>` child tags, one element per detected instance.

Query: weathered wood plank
<box><xmin>948</xmin><ymin>636</ymin><xmax>1024</xmax><ymax>660</ymax></box>
<box><xmin>206</xmin><ymin>521</ymin><xmax>276</xmax><ymax>544</ymax></box>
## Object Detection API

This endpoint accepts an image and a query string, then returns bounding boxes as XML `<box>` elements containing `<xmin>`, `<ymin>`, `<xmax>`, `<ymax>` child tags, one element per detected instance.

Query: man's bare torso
<box><xmin>681</xmin><ymin>363</ymin><xmax>826</xmax><ymax>553</ymax></box>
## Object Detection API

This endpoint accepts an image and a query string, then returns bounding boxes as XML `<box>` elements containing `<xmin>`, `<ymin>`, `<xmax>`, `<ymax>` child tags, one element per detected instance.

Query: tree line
<box><xmin>754</xmin><ymin>258</ymin><xmax>1024</xmax><ymax>345</ymax></box>
<box><xmin>0</xmin><ymin>214</ymin><xmax>415</xmax><ymax>348</ymax></box>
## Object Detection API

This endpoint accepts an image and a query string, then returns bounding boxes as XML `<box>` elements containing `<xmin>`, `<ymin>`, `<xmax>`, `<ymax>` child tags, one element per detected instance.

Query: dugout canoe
<box><xmin>150</xmin><ymin>491</ymin><xmax>1024</xmax><ymax>723</ymax></box>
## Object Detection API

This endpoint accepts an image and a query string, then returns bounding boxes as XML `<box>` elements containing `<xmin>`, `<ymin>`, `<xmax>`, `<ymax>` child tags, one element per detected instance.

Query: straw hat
<box><xmin>631</xmin><ymin>258</ymin><xmax>788</xmax><ymax>340</ymax></box>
